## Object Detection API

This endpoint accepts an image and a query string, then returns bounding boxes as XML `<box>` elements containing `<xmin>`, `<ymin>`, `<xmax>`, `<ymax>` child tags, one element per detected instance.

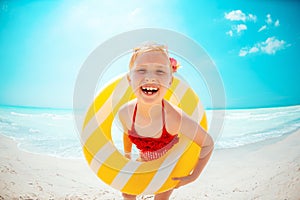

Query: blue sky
<box><xmin>0</xmin><ymin>0</ymin><xmax>299</xmax><ymax>109</ymax></box>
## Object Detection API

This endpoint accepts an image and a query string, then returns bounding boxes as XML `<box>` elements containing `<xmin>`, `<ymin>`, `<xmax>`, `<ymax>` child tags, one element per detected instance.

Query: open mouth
<box><xmin>140</xmin><ymin>86</ymin><xmax>159</xmax><ymax>95</ymax></box>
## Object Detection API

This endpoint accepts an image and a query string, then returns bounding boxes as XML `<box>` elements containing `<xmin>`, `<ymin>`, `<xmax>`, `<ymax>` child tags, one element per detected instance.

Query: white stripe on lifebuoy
<box><xmin>110</xmin><ymin>161</ymin><xmax>141</xmax><ymax>190</ymax></box>
<box><xmin>90</xmin><ymin>142</ymin><xmax>116</xmax><ymax>173</ymax></box>
<box><xmin>141</xmin><ymin>138</ymin><xmax>189</xmax><ymax>194</ymax></box>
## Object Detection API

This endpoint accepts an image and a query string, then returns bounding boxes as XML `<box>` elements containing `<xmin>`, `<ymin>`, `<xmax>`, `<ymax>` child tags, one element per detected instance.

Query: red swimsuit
<box><xmin>128</xmin><ymin>101</ymin><xmax>179</xmax><ymax>161</ymax></box>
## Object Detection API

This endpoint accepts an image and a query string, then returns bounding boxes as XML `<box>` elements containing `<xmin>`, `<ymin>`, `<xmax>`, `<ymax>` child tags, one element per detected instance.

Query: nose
<box><xmin>145</xmin><ymin>77</ymin><xmax>155</xmax><ymax>83</ymax></box>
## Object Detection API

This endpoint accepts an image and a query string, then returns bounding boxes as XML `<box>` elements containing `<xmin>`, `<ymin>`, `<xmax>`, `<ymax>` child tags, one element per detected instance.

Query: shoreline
<box><xmin>2</xmin><ymin>103</ymin><xmax>299</xmax><ymax>111</ymax></box>
<box><xmin>1</xmin><ymin>130</ymin><xmax>300</xmax><ymax>199</ymax></box>
<box><xmin>215</xmin><ymin>127</ymin><xmax>300</xmax><ymax>153</ymax></box>
<box><xmin>0</xmin><ymin>134</ymin><xmax>84</xmax><ymax>161</ymax></box>
<box><xmin>2</xmin><ymin>126</ymin><xmax>298</xmax><ymax>161</ymax></box>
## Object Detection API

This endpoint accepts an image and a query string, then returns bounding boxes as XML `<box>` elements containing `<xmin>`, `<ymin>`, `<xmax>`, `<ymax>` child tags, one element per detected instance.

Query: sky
<box><xmin>0</xmin><ymin>0</ymin><xmax>299</xmax><ymax>109</ymax></box>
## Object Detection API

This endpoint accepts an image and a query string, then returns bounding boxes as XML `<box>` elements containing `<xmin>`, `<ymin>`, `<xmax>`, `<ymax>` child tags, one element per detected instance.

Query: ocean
<box><xmin>0</xmin><ymin>104</ymin><xmax>299</xmax><ymax>159</ymax></box>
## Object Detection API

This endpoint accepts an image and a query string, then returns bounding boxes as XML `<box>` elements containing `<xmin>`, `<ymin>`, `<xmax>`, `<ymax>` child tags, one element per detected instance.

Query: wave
<box><xmin>216</xmin><ymin>118</ymin><xmax>300</xmax><ymax>149</ymax></box>
<box><xmin>10</xmin><ymin>111</ymin><xmax>73</xmax><ymax>120</ymax></box>
<box><xmin>224</xmin><ymin>107</ymin><xmax>300</xmax><ymax>121</ymax></box>
<box><xmin>1</xmin><ymin>105</ymin><xmax>300</xmax><ymax>158</ymax></box>
<box><xmin>29</xmin><ymin>128</ymin><xmax>40</xmax><ymax>133</ymax></box>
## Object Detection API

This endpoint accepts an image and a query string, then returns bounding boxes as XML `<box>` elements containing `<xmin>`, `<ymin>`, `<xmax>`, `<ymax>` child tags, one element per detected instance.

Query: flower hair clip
<box><xmin>169</xmin><ymin>57</ymin><xmax>180</xmax><ymax>73</ymax></box>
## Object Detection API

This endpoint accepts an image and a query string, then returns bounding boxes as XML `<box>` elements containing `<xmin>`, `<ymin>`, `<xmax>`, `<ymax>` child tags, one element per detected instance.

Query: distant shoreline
<box><xmin>1</xmin><ymin>103</ymin><xmax>299</xmax><ymax>111</ymax></box>
<box><xmin>1</xmin><ymin>127</ymin><xmax>298</xmax><ymax>160</ymax></box>
<box><xmin>1</xmin><ymin>104</ymin><xmax>299</xmax><ymax>160</ymax></box>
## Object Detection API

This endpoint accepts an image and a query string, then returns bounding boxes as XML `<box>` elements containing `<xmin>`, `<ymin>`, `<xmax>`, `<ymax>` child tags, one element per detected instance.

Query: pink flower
<box><xmin>169</xmin><ymin>57</ymin><xmax>180</xmax><ymax>72</ymax></box>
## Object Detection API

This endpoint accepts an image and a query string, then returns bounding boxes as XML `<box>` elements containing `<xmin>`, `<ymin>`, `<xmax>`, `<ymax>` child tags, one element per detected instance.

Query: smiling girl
<box><xmin>118</xmin><ymin>42</ymin><xmax>214</xmax><ymax>200</ymax></box>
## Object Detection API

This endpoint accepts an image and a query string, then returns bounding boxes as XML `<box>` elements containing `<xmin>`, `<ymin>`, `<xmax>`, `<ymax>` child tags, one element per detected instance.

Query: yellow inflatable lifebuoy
<box><xmin>81</xmin><ymin>75</ymin><xmax>207</xmax><ymax>195</ymax></box>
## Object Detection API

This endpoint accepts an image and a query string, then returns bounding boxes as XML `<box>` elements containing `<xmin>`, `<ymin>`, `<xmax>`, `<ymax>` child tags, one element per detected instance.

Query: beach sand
<box><xmin>1</xmin><ymin>130</ymin><xmax>299</xmax><ymax>200</ymax></box>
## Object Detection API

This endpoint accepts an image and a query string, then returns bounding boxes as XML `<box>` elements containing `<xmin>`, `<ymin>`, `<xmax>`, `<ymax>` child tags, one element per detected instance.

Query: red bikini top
<box><xmin>127</xmin><ymin>101</ymin><xmax>179</xmax><ymax>153</ymax></box>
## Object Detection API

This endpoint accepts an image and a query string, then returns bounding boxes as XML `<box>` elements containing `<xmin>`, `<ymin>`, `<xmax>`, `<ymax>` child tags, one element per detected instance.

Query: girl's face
<box><xmin>128</xmin><ymin>51</ymin><xmax>173</xmax><ymax>105</ymax></box>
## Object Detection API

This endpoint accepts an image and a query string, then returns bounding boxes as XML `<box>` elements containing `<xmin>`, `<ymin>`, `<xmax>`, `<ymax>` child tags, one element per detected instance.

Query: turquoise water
<box><xmin>0</xmin><ymin>105</ymin><xmax>82</xmax><ymax>158</ymax></box>
<box><xmin>0</xmin><ymin>105</ymin><xmax>299</xmax><ymax>159</ymax></box>
<box><xmin>215</xmin><ymin>105</ymin><xmax>300</xmax><ymax>148</ymax></box>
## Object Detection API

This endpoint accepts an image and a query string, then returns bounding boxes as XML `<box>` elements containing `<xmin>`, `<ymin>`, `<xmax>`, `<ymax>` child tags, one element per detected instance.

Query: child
<box><xmin>118</xmin><ymin>42</ymin><xmax>214</xmax><ymax>200</ymax></box>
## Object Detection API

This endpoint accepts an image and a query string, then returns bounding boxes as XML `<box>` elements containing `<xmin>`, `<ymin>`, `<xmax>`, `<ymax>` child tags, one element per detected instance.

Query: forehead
<box><xmin>134</xmin><ymin>50</ymin><xmax>169</xmax><ymax>66</ymax></box>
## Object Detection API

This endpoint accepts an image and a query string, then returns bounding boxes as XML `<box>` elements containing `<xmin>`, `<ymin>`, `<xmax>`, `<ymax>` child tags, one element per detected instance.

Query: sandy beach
<box><xmin>1</xmin><ymin>130</ymin><xmax>299</xmax><ymax>200</ymax></box>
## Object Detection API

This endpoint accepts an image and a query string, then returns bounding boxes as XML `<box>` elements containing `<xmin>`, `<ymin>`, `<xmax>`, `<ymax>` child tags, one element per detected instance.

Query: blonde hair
<box><xmin>129</xmin><ymin>42</ymin><xmax>171</xmax><ymax>69</ymax></box>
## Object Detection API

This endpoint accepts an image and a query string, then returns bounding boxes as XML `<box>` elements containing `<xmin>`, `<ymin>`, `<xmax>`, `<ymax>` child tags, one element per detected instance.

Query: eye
<box><xmin>136</xmin><ymin>69</ymin><xmax>146</xmax><ymax>74</ymax></box>
<box><xmin>156</xmin><ymin>70</ymin><xmax>165</xmax><ymax>75</ymax></box>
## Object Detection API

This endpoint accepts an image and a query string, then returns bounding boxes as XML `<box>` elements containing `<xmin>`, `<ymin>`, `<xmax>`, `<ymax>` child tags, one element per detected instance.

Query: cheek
<box><xmin>130</xmin><ymin>75</ymin><xmax>143</xmax><ymax>89</ymax></box>
<box><xmin>131</xmin><ymin>72</ymin><xmax>143</xmax><ymax>80</ymax></box>
<box><xmin>159</xmin><ymin>75</ymin><xmax>172</xmax><ymax>87</ymax></box>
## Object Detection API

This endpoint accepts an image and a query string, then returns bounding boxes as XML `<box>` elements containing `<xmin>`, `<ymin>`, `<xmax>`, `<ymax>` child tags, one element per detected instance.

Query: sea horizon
<box><xmin>1</xmin><ymin>102</ymin><xmax>300</xmax><ymax>111</ymax></box>
<box><xmin>0</xmin><ymin>104</ymin><xmax>299</xmax><ymax>159</ymax></box>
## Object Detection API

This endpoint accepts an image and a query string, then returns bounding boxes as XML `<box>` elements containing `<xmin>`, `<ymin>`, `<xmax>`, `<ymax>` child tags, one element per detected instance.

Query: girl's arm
<box><xmin>172</xmin><ymin>147</ymin><xmax>213</xmax><ymax>188</ymax></box>
<box><xmin>123</xmin><ymin>133</ymin><xmax>132</xmax><ymax>159</ymax></box>
<box><xmin>179</xmin><ymin>113</ymin><xmax>214</xmax><ymax>160</ymax></box>
<box><xmin>172</xmin><ymin>112</ymin><xmax>214</xmax><ymax>187</ymax></box>
<box><xmin>118</xmin><ymin>108</ymin><xmax>132</xmax><ymax>159</ymax></box>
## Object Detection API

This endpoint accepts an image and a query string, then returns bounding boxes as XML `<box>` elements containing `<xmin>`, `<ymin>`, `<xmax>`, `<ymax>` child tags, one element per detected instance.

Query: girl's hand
<box><xmin>124</xmin><ymin>152</ymin><xmax>131</xmax><ymax>160</ymax></box>
<box><xmin>172</xmin><ymin>148</ymin><xmax>214</xmax><ymax>189</ymax></box>
<box><xmin>172</xmin><ymin>174</ymin><xmax>196</xmax><ymax>189</ymax></box>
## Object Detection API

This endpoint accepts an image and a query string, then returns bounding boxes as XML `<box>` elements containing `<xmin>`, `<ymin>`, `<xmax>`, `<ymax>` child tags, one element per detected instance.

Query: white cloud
<box><xmin>258</xmin><ymin>25</ymin><xmax>267</xmax><ymax>32</ymax></box>
<box><xmin>239</xmin><ymin>46</ymin><xmax>259</xmax><ymax>56</ymax></box>
<box><xmin>239</xmin><ymin>37</ymin><xmax>288</xmax><ymax>56</ymax></box>
<box><xmin>225</xmin><ymin>10</ymin><xmax>246</xmax><ymax>21</ymax></box>
<box><xmin>227</xmin><ymin>24</ymin><xmax>247</xmax><ymax>36</ymax></box>
<box><xmin>248</xmin><ymin>14</ymin><xmax>257</xmax><ymax>22</ymax></box>
<box><xmin>224</xmin><ymin>10</ymin><xmax>256</xmax><ymax>36</ymax></box>
<box><xmin>261</xmin><ymin>37</ymin><xmax>286</xmax><ymax>54</ymax></box>
<box><xmin>239</xmin><ymin>49</ymin><xmax>248</xmax><ymax>57</ymax></box>
<box><xmin>236</xmin><ymin>24</ymin><xmax>247</xmax><ymax>33</ymax></box>
<box><xmin>224</xmin><ymin>10</ymin><xmax>284</xmax><ymax>56</ymax></box>
<box><xmin>266</xmin><ymin>14</ymin><xmax>272</xmax><ymax>24</ymax></box>
<box><xmin>265</xmin><ymin>14</ymin><xmax>280</xmax><ymax>27</ymax></box>
<box><xmin>226</xmin><ymin>30</ymin><xmax>233</xmax><ymax>37</ymax></box>
<box><xmin>224</xmin><ymin>10</ymin><xmax>257</xmax><ymax>22</ymax></box>
<box><xmin>249</xmin><ymin>46</ymin><xmax>259</xmax><ymax>53</ymax></box>
<box><xmin>257</xmin><ymin>16</ymin><xmax>279</xmax><ymax>33</ymax></box>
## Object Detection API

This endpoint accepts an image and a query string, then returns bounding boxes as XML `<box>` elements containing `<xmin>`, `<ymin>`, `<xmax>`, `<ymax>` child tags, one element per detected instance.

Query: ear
<box><xmin>169</xmin><ymin>76</ymin><xmax>173</xmax><ymax>86</ymax></box>
<box><xmin>127</xmin><ymin>73</ymin><xmax>131</xmax><ymax>83</ymax></box>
